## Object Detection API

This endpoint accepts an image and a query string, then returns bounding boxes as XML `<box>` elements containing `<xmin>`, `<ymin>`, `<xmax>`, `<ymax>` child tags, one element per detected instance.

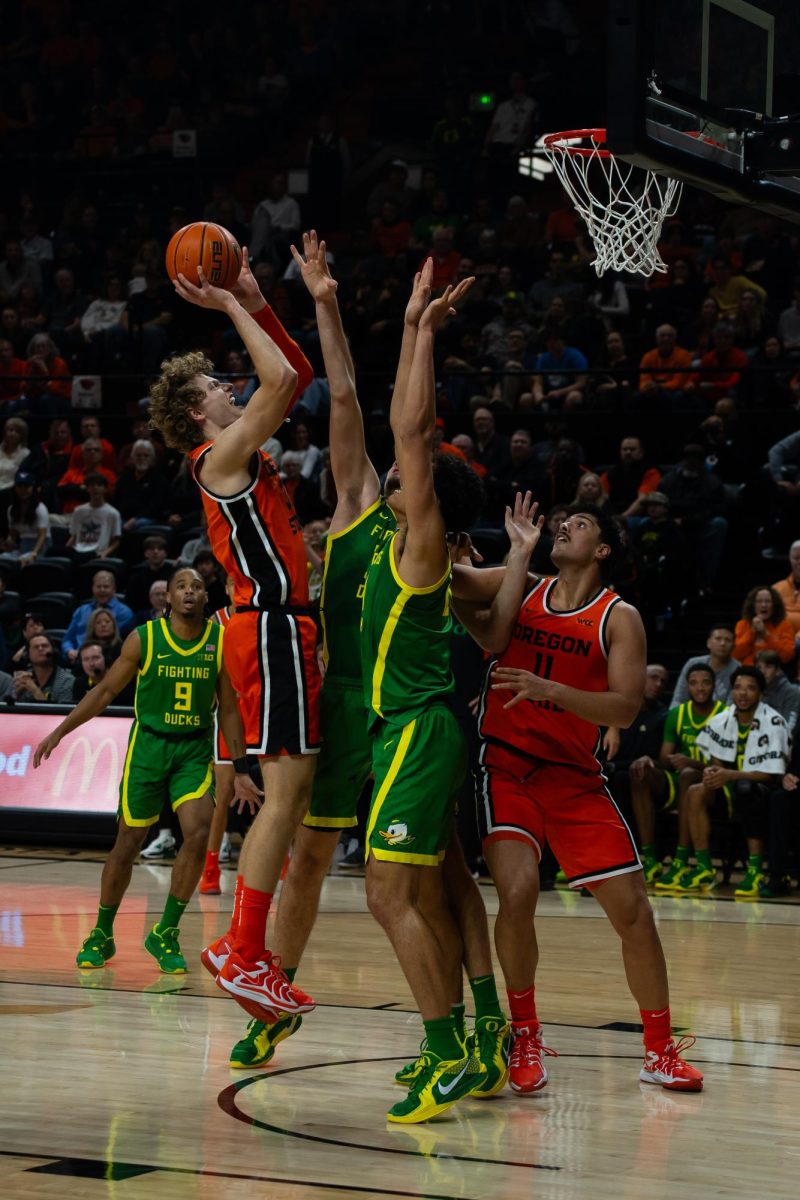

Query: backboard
<box><xmin>606</xmin><ymin>0</ymin><xmax>800</xmax><ymax>222</ymax></box>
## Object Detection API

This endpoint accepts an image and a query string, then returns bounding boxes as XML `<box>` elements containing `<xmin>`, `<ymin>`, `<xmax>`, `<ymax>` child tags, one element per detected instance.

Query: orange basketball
<box><xmin>165</xmin><ymin>222</ymin><xmax>242</xmax><ymax>289</ymax></box>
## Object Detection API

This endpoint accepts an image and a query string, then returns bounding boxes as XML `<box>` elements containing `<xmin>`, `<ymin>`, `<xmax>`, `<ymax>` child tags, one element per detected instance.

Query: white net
<box><xmin>543</xmin><ymin>130</ymin><xmax>682</xmax><ymax>277</ymax></box>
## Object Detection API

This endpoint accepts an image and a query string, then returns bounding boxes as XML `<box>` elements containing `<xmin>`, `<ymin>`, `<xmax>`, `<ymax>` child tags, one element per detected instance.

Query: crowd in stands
<box><xmin>0</xmin><ymin>1</ymin><xmax>798</xmax><ymax>891</ymax></box>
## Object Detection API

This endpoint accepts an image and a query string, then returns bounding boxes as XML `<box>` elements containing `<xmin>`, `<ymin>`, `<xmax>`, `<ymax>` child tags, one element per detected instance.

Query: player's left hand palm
<box><xmin>231</xmin><ymin>773</ymin><xmax>264</xmax><ymax>815</ymax></box>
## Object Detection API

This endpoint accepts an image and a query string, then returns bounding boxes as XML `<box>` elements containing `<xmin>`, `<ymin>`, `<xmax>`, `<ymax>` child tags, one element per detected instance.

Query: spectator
<box><xmin>592</xmin><ymin>331</ymin><xmax>638</xmax><ymax>406</ymax></box>
<box><xmin>764</xmin><ymin>736</ymin><xmax>800</xmax><ymax>897</ymax></box>
<box><xmin>0</xmin><ymin>469</ymin><xmax>49</xmax><ymax>564</ymax></box>
<box><xmin>25</xmin><ymin>417</ymin><xmax>73</xmax><ymax>498</ymax></box>
<box><xmin>305</xmin><ymin>111</ymin><xmax>350</xmax><ymax>229</ymax></box>
<box><xmin>483</xmin><ymin>71</ymin><xmax>537</xmax><ymax>202</ymax></box>
<box><xmin>754</xmin><ymin>650</ymin><xmax>800</xmax><ymax>731</ymax></box>
<box><xmin>0</xmin><ymin>416</ymin><xmax>30</xmax><ymax>489</ymax></box>
<box><xmin>66</xmin><ymin>474</ymin><xmax>121</xmax><ymax>559</ymax></box>
<box><xmin>431</xmin><ymin>95</ymin><xmax>477</xmax><ymax>199</ymax></box>
<box><xmin>85</xmin><ymin>607</ymin><xmax>122</xmax><ymax>661</ymax></box>
<box><xmin>573</xmin><ymin>471</ymin><xmax>609</xmax><ymax>509</ymax></box>
<box><xmin>773</xmin><ymin>539</ymin><xmax>800</xmax><ymax>636</ymax></box>
<box><xmin>17</xmin><ymin>282</ymin><xmax>45</xmax><ymax>337</ymax></box>
<box><xmin>544</xmin><ymin>438</ymin><xmax>589</xmax><ymax>505</ymax></box>
<box><xmin>599</xmin><ymin>436</ymin><xmax>662</xmax><ymax>517</ymax></box>
<box><xmin>135</xmin><ymin>578</ymin><xmax>169</xmax><ymax>625</ymax></box>
<box><xmin>633</xmin><ymin>492</ymin><xmax>686</xmax><ymax>616</ymax></box>
<box><xmin>8</xmin><ymin>610</ymin><xmax>46</xmax><ymax>667</ymax></box>
<box><xmin>366</xmin><ymin>160</ymin><xmax>415</xmax><ymax>220</ymax></box>
<box><xmin>531</xmin><ymin>327</ymin><xmax>588</xmax><ymax>410</ymax></box>
<box><xmin>114</xmin><ymin>439</ymin><xmax>169</xmax><ymax>533</ymax></box>
<box><xmin>80</xmin><ymin>274</ymin><xmax>129</xmax><ymax>368</ymax></box>
<box><xmin>287</xmin><ymin>421</ymin><xmax>323</xmax><ymax>483</ymax></box>
<box><xmin>250</xmin><ymin>171</ymin><xmax>302</xmax><ymax>263</ymax></box>
<box><xmin>490</xmin><ymin>429</ymin><xmax>545</xmax><ymax>519</ymax></box>
<box><xmin>178</xmin><ymin>516</ymin><xmax>212</xmax><ymax>566</ymax></box>
<box><xmin>191</xmin><ymin>550</ymin><xmax>226</xmax><ymax>611</ymax></box>
<box><xmin>753</xmin><ymin>336</ymin><xmax>794</xmax><ymax>407</ymax></box>
<box><xmin>71</xmin><ymin>639</ymin><xmax>110</xmax><ymax>703</ymax></box>
<box><xmin>449</xmin><ymin>434</ymin><xmax>487</xmax><ymax>479</ymax></box>
<box><xmin>471</xmin><ymin>406</ymin><xmax>509</xmax><ymax>478</ymax></box>
<box><xmin>371</xmin><ymin>200</ymin><xmax>412</xmax><ymax>260</ymax></box>
<box><xmin>527</xmin><ymin>250</ymin><xmax>583</xmax><ymax>316</ymax></box>
<box><xmin>683</xmin><ymin>667</ymin><xmax>789</xmax><ymax>897</ymax></box>
<box><xmin>43</xmin><ymin>267</ymin><xmax>87</xmax><ymax>360</ymax></box>
<box><xmin>733</xmin><ymin>288</ymin><xmax>767</xmax><ymax>355</ymax></box>
<box><xmin>659</xmin><ymin>443</ymin><xmax>728</xmax><ymax>593</ymax></box>
<box><xmin>0</xmin><ymin>667</ymin><xmax>13</xmax><ymax>700</ymax></box>
<box><xmin>421</xmin><ymin>227</ymin><xmax>461</xmax><ymax>291</ymax></box>
<box><xmin>25</xmin><ymin>333</ymin><xmax>72</xmax><ymax>402</ymax></box>
<box><xmin>734</xmin><ymin>585</ymin><xmax>796</xmax><ymax>667</ymax></box>
<box><xmin>0</xmin><ymin>305</ymin><xmax>25</xmax><ymax>355</ymax></box>
<box><xmin>117</xmin><ymin>417</ymin><xmax>165</xmax><ymax>473</ymax></box>
<box><xmin>61</xmin><ymin>569</ymin><xmax>135</xmax><ymax>662</ymax></box>
<box><xmin>630</xmin><ymin>663</ymin><xmax>724</xmax><ymax>889</ymax></box>
<box><xmin>125</xmin><ymin>535</ymin><xmax>174</xmax><ymax>613</ymax></box>
<box><xmin>0</xmin><ymin>337</ymin><xmax>26</xmax><ymax>406</ymax></box>
<box><xmin>279</xmin><ymin>449</ymin><xmax>320</xmax><ymax>524</ymax></box>
<box><xmin>57</xmin><ymin>437</ymin><xmax>117</xmax><ymax>513</ymax></box>
<box><xmin>11</xmin><ymin>632</ymin><xmax>74</xmax><ymax>703</ymax></box>
<box><xmin>0</xmin><ymin>238</ymin><xmax>42</xmax><ymax>305</ymax></box>
<box><xmin>671</xmin><ymin>624</ymin><xmax>740</xmax><ymax>707</ymax></box>
<box><xmin>707</xmin><ymin>255</ymin><xmax>766</xmax><ymax>320</ymax></box>
<box><xmin>776</xmin><ymin>275</ymin><xmax>800</xmax><ymax>353</ymax></box>
<box><xmin>765</xmin><ymin>429</ymin><xmax>800</xmax><ymax>547</ymax></box>
<box><xmin>480</xmin><ymin>292</ymin><xmax>534</xmax><ymax>368</ymax></box>
<box><xmin>127</xmin><ymin>272</ymin><xmax>173</xmax><ymax>374</ymax></box>
<box><xmin>693</xmin><ymin>322</ymin><xmax>749</xmax><ymax>403</ymax></box>
<box><xmin>696</xmin><ymin>413</ymin><xmax>750</xmax><ymax>491</ymax></box>
<box><xmin>638</xmin><ymin>324</ymin><xmax>693</xmax><ymax>399</ymax></box>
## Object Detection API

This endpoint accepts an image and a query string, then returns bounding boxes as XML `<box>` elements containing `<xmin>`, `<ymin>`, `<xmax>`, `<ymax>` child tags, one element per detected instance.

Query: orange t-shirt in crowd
<box><xmin>773</xmin><ymin>575</ymin><xmax>800</xmax><ymax>635</ymax></box>
<box><xmin>733</xmin><ymin>617</ymin><xmax>796</xmax><ymax>665</ymax></box>
<box><xmin>638</xmin><ymin>346</ymin><xmax>693</xmax><ymax>391</ymax></box>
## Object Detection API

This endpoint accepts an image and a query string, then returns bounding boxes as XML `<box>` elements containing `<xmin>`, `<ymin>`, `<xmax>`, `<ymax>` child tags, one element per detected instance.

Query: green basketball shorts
<box><xmin>118</xmin><ymin>723</ymin><xmax>214</xmax><ymax>827</ymax></box>
<box><xmin>303</xmin><ymin>681</ymin><xmax>372</xmax><ymax>831</ymax></box>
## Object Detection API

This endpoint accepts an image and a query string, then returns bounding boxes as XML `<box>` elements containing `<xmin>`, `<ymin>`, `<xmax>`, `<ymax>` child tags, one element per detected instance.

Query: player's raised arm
<box><xmin>392</xmin><ymin>278</ymin><xmax>474</xmax><ymax>584</ymax></box>
<box><xmin>388</xmin><ymin>259</ymin><xmax>433</xmax><ymax>433</ymax></box>
<box><xmin>171</xmin><ymin>266</ymin><xmax>297</xmax><ymax>479</ymax></box>
<box><xmin>33</xmin><ymin>631</ymin><xmax>142</xmax><ymax>767</ymax></box>
<box><xmin>291</xmin><ymin>231</ymin><xmax>380</xmax><ymax>522</ymax></box>
<box><xmin>461</xmin><ymin>493</ymin><xmax>543</xmax><ymax>653</ymax></box>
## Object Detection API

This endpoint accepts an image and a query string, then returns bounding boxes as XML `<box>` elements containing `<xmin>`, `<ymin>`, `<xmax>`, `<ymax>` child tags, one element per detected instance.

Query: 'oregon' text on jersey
<box><xmin>360</xmin><ymin>532</ymin><xmax>455</xmax><ymax>732</ymax></box>
<box><xmin>134</xmin><ymin>618</ymin><xmax>223</xmax><ymax>732</ymax></box>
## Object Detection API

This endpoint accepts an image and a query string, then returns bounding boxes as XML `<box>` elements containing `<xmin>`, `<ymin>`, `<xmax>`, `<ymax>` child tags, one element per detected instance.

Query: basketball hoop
<box><xmin>542</xmin><ymin>129</ymin><xmax>682</xmax><ymax>277</ymax></box>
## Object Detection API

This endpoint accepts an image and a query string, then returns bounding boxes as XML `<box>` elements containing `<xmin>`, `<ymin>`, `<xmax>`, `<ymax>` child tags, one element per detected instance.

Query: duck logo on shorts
<box><xmin>379</xmin><ymin>821</ymin><xmax>415</xmax><ymax>846</ymax></box>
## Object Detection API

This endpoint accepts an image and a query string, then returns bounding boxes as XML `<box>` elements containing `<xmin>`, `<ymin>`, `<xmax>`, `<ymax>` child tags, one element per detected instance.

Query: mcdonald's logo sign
<box><xmin>52</xmin><ymin>736</ymin><xmax>119</xmax><ymax>801</ymax></box>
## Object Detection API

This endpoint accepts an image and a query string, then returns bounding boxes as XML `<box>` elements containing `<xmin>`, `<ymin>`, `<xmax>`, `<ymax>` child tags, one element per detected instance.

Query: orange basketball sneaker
<box><xmin>199</xmin><ymin>864</ymin><xmax>221</xmax><ymax>895</ymax></box>
<box><xmin>200</xmin><ymin>932</ymin><xmax>233</xmax><ymax>979</ymax></box>
<box><xmin>508</xmin><ymin>1025</ymin><xmax>558</xmax><ymax>1093</ymax></box>
<box><xmin>216</xmin><ymin>950</ymin><xmax>316</xmax><ymax>1022</ymax></box>
<box><xmin>640</xmin><ymin>1036</ymin><xmax>704</xmax><ymax>1091</ymax></box>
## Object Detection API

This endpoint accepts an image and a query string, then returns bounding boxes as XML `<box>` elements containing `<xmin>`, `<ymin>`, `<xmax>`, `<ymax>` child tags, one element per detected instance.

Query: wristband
<box><xmin>233</xmin><ymin>756</ymin><xmax>249</xmax><ymax>773</ymax></box>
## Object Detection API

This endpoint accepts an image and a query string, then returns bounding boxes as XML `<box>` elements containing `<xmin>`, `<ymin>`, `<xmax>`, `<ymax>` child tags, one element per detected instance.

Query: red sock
<box><xmin>227</xmin><ymin>874</ymin><xmax>244</xmax><ymax>937</ymax></box>
<box><xmin>204</xmin><ymin>851</ymin><xmax>219</xmax><ymax>871</ymax></box>
<box><xmin>232</xmin><ymin>885</ymin><xmax>272</xmax><ymax>961</ymax></box>
<box><xmin>507</xmin><ymin>984</ymin><xmax>538</xmax><ymax>1031</ymax></box>
<box><xmin>640</xmin><ymin>1006</ymin><xmax>672</xmax><ymax>1052</ymax></box>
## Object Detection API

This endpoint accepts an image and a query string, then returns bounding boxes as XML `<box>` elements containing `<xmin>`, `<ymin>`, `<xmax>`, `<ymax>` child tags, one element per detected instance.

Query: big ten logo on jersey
<box><xmin>208</xmin><ymin>239</ymin><xmax>224</xmax><ymax>282</ymax></box>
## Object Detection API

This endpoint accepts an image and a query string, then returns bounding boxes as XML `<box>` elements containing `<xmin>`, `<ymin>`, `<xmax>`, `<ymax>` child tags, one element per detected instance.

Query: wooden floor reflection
<box><xmin>1</xmin><ymin>852</ymin><xmax>798</xmax><ymax>1200</ymax></box>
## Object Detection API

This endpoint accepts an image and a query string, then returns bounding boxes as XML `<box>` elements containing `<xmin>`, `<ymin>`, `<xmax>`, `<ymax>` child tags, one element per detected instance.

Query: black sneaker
<box><xmin>338</xmin><ymin>846</ymin><xmax>365</xmax><ymax>869</ymax></box>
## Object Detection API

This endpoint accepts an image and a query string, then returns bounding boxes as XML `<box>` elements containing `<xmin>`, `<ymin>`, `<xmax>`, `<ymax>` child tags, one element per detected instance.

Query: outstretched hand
<box><xmin>174</xmin><ymin>266</ymin><xmax>236</xmax><ymax>313</ymax></box>
<box><xmin>33</xmin><ymin>731</ymin><xmax>61</xmax><ymax>769</ymax></box>
<box><xmin>404</xmin><ymin>258</ymin><xmax>433</xmax><ymax>327</ymax></box>
<box><xmin>419</xmin><ymin>276</ymin><xmax>475</xmax><ymax>333</ymax></box>
<box><xmin>230</xmin><ymin>771</ymin><xmax>264</xmax><ymax>816</ymax></box>
<box><xmin>290</xmin><ymin>230</ymin><xmax>338</xmax><ymax>303</ymax></box>
<box><xmin>504</xmin><ymin>490</ymin><xmax>543</xmax><ymax>558</ymax></box>
<box><xmin>228</xmin><ymin>246</ymin><xmax>265</xmax><ymax>313</ymax></box>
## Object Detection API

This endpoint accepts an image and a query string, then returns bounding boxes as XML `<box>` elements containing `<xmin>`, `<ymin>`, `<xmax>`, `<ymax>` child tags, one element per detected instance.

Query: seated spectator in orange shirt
<box><xmin>692</xmin><ymin>322</ymin><xmax>749</xmax><ymax>402</ymax></box>
<box><xmin>638</xmin><ymin>324</ymin><xmax>693</xmax><ymax>395</ymax></box>
<box><xmin>773</xmin><ymin>540</ymin><xmax>800</xmax><ymax>637</ymax></box>
<box><xmin>0</xmin><ymin>337</ymin><xmax>25</xmax><ymax>405</ymax></box>
<box><xmin>24</xmin><ymin>333</ymin><xmax>71</xmax><ymax>401</ymax></box>
<box><xmin>734</xmin><ymin>585</ymin><xmax>796</xmax><ymax>666</ymax></box>
<box><xmin>600</xmin><ymin>435</ymin><xmax>662</xmax><ymax>517</ymax></box>
<box><xmin>57</xmin><ymin>438</ymin><xmax>117</xmax><ymax>513</ymax></box>
<box><xmin>708</xmin><ymin>255</ymin><xmax>766</xmax><ymax>320</ymax></box>
<box><xmin>419</xmin><ymin>228</ymin><xmax>461</xmax><ymax>290</ymax></box>
<box><xmin>67</xmin><ymin>413</ymin><xmax>117</xmax><ymax>472</ymax></box>
<box><xmin>449</xmin><ymin>433</ymin><xmax>488</xmax><ymax>478</ymax></box>
<box><xmin>371</xmin><ymin>200</ymin><xmax>411</xmax><ymax>259</ymax></box>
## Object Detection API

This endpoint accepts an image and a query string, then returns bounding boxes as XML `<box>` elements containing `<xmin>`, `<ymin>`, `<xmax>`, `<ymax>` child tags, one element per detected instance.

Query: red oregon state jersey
<box><xmin>479</xmin><ymin>577</ymin><xmax>621</xmax><ymax>769</ymax></box>
<box><xmin>212</xmin><ymin>605</ymin><xmax>232</xmax><ymax>628</ymax></box>
<box><xmin>189</xmin><ymin>443</ymin><xmax>309</xmax><ymax>610</ymax></box>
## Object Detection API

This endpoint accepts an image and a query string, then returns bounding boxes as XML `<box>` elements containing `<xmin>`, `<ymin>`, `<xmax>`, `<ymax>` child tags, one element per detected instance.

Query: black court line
<box><xmin>220</xmin><ymin>1059</ymin><xmax>561</xmax><ymax>1171</ymax></box>
<box><xmin>0</xmin><ymin>1149</ymin><xmax>472</xmax><ymax>1199</ymax></box>
<box><xmin>2</xmin><ymin>979</ymin><xmax>799</xmax><ymax>1053</ymax></box>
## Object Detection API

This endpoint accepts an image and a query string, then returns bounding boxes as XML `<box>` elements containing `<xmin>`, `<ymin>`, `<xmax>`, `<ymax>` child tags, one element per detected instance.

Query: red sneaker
<box><xmin>216</xmin><ymin>950</ymin><xmax>316</xmax><ymax>1022</ymax></box>
<box><xmin>640</xmin><ymin>1036</ymin><xmax>704</xmax><ymax>1092</ymax></box>
<box><xmin>200</xmin><ymin>931</ymin><xmax>232</xmax><ymax>979</ymax></box>
<box><xmin>509</xmin><ymin>1024</ymin><xmax>557</xmax><ymax>1093</ymax></box>
<box><xmin>199</xmin><ymin>866</ymin><xmax>221</xmax><ymax>895</ymax></box>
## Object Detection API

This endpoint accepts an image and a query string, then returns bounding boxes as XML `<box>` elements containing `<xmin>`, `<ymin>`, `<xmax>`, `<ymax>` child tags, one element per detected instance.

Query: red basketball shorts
<box><xmin>476</xmin><ymin>742</ymin><xmax>641</xmax><ymax>890</ymax></box>
<box><xmin>222</xmin><ymin>610</ymin><xmax>321</xmax><ymax>757</ymax></box>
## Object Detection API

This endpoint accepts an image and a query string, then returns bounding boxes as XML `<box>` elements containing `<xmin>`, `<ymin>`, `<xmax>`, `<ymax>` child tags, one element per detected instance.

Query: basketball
<box><xmin>165</xmin><ymin>222</ymin><xmax>242</xmax><ymax>289</ymax></box>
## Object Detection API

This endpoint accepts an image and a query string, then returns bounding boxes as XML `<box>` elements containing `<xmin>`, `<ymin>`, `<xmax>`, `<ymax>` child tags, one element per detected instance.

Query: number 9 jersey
<box><xmin>133</xmin><ymin>617</ymin><xmax>223</xmax><ymax>734</ymax></box>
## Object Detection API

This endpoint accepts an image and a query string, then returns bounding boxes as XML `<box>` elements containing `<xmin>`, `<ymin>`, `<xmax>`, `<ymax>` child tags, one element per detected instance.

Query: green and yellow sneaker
<box><xmin>144</xmin><ymin>925</ymin><xmax>187</xmax><ymax>973</ymax></box>
<box><xmin>673</xmin><ymin>864</ymin><xmax>716</xmax><ymax>894</ymax></box>
<box><xmin>734</xmin><ymin>867</ymin><xmax>767</xmax><ymax>900</ymax></box>
<box><xmin>229</xmin><ymin>1013</ymin><xmax>303</xmax><ymax>1068</ymax></box>
<box><xmin>469</xmin><ymin>1015</ymin><xmax>510</xmax><ymax>1099</ymax></box>
<box><xmin>642</xmin><ymin>856</ymin><xmax>662</xmax><ymax>886</ymax></box>
<box><xmin>387</xmin><ymin>1050</ymin><xmax>486</xmax><ymax>1124</ymax></box>
<box><xmin>76</xmin><ymin>927</ymin><xmax>116</xmax><ymax>969</ymax></box>
<box><xmin>394</xmin><ymin>1039</ymin><xmax>428</xmax><ymax>1088</ymax></box>
<box><xmin>654</xmin><ymin>859</ymin><xmax>688</xmax><ymax>892</ymax></box>
<box><xmin>554</xmin><ymin>869</ymin><xmax>569</xmax><ymax>889</ymax></box>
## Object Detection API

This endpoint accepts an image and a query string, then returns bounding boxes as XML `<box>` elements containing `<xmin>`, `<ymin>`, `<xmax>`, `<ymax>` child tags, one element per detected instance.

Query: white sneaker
<box><xmin>219</xmin><ymin>833</ymin><xmax>232</xmax><ymax>863</ymax></box>
<box><xmin>141</xmin><ymin>829</ymin><xmax>177</xmax><ymax>859</ymax></box>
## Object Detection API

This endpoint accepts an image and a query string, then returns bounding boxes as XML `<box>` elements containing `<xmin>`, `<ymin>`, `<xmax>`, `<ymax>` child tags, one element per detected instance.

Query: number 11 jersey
<box><xmin>478</xmin><ymin>577</ymin><xmax>621</xmax><ymax>770</ymax></box>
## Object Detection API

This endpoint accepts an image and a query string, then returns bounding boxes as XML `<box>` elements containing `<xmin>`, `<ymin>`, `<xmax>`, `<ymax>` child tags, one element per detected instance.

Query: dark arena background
<box><xmin>0</xmin><ymin>3</ymin><xmax>798</xmax><ymax>1198</ymax></box>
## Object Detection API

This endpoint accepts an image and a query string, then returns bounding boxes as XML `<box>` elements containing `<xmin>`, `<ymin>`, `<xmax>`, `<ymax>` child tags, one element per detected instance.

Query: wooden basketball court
<box><xmin>1</xmin><ymin>849</ymin><xmax>798</xmax><ymax>1199</ymax></box>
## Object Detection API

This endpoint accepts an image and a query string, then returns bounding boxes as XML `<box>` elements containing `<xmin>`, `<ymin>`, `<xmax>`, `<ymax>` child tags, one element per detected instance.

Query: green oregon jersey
<box><xmin>320</xmin><ymin>499</ymin><xmax>396</xmax><ymax>686</ymax></box>
<box><xmin>360</xmin><ymin>531</ymin><xmax>455</xmax><ymax>731</ymax></box>
<box><xmin>662</xmin><ymin>699</ymin><xmax>725</xmax><ymax>760</ymax></box>
<box><xmin>134</xmin><ymin>618</ymin><xmax>223</xmax><ymax>734</ymax></box>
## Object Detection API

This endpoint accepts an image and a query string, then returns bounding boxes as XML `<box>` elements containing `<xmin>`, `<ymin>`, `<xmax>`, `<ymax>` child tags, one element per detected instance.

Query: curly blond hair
<box><xmin>148</xmin><ymin>351</ymin><xmax>213</xmax><ymax>452</ymax></box>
